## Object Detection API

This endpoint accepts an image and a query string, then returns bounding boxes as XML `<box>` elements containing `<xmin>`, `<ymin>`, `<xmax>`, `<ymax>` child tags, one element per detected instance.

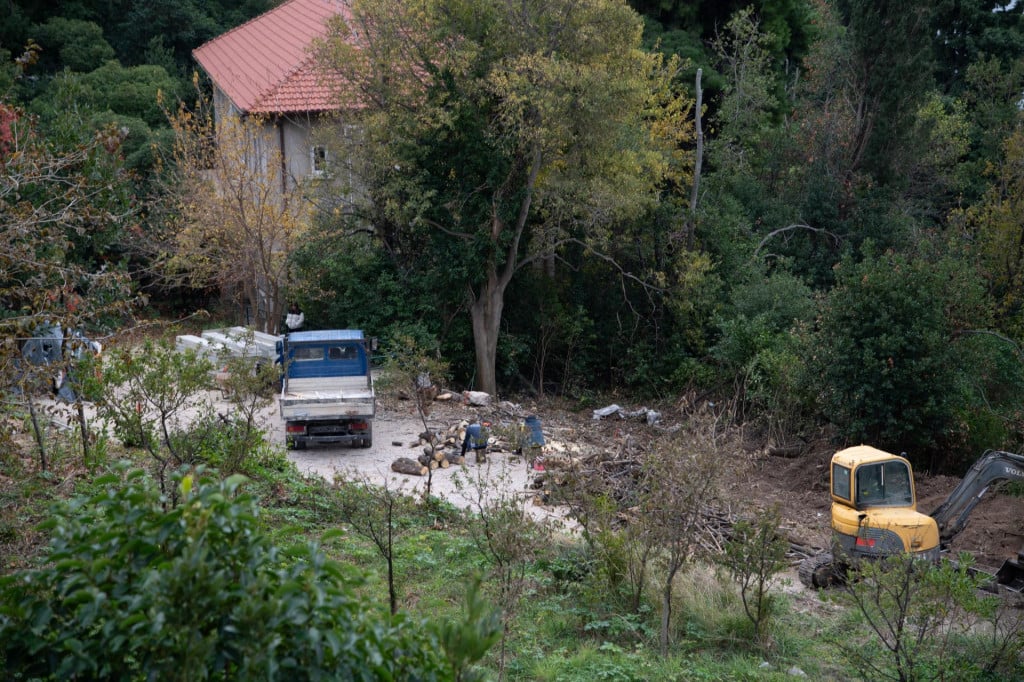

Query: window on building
<box><xmin>311</xmin><ymin>145</ymin><xmax>328</xmax><ymax>176</ymax></box>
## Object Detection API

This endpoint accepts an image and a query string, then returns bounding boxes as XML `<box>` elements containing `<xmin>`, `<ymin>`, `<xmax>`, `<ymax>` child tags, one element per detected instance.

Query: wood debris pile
<box><xmin>390</xmin><ymin>416</ymin><xmax>511</xmax><ymax>476</ymax></box>
<box><xmin>386</xmin><ymin>397</ymin><xmax>829</xmax><ymax>568</ymax></box>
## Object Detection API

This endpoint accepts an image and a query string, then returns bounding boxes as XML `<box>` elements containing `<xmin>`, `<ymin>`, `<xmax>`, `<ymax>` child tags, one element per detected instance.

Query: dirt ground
<box><xmin>277</xmin><ymin>390</ymin><xmax>1024</xmax><ymax>576</ymax></box>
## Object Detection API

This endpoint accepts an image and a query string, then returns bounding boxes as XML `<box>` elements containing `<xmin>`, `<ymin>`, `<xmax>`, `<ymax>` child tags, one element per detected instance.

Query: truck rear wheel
<box><xmin>361</xmin><ymin>437</ymin><xmax>372</xmax><ymax>448</ymax></box>
<box><xmin>287</xmin><ymin>437</ymin><xmax>306</xmax><ymax>450</ymax></box>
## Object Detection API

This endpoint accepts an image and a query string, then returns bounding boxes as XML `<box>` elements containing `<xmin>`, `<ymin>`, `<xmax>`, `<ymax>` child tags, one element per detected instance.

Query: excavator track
<box><xmin>798</xmin><ymin>552</ymin><xmax>845</xmax><ymax>589</ymax></box>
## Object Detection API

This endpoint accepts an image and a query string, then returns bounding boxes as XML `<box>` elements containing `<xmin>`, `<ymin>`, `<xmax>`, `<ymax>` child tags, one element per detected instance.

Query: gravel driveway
<box><xmin>42</xmin><ymin>388</ymin><xmax>572</xmax><ymax>527</ymax></box>
<box><xmin>278</xmin><ymin>397</ymin><xmax>570</xmax><ymax>526</ymax></box>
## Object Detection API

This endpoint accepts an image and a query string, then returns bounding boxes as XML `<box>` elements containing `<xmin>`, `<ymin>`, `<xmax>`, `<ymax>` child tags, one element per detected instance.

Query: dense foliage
<box><xmin>0</xmin><ymin>467</ymin><xmax>456</xmax><ymax>680</ymax></box>
<box><xmin>4</xmin><ymin>0</ymin><xmax>1024</xmax><ymax>463</ymax></box>
<box><xmin>809</xmin><ymin>246</ymin><xmax>1000</xmax><ymax>463</ymax></box>
<box><xmin>6</xmin><ymin>5</ymin><xmax>1024</xmax><ymax>678</ymax></box>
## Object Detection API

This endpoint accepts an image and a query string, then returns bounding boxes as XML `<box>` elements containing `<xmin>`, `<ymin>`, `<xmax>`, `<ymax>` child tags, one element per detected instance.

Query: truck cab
<box><xmin>277</xmin><ymin>330</ymin><xmax>375</xmax><ymax>449</ymax></box>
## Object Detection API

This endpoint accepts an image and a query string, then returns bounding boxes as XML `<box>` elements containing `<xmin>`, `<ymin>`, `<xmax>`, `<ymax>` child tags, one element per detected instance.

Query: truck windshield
<box><xmin>856</xmin><ymin>461</ymin><xmax>913</xmax><ymax>507</ymax></box>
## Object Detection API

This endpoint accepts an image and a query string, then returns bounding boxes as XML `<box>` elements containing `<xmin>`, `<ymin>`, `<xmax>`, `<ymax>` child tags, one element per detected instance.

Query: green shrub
<box><xmin>715</xmin><ymin>509</ymin><xmax>789</xmax><ymax>650</ymax></box>
<box><xmin>169</xmin><ymin>413</ymin><xmax>268</xmax><ymax>474</ymax></box>
<box><xmin>0</xmin><ymin>465</ymin><xmax>453</xmax><ymax>680</ymax></box>
<box><xmin>811</xmin><ymin>246</ymin><xmax>989</xmax><ymax>461</ymax></box>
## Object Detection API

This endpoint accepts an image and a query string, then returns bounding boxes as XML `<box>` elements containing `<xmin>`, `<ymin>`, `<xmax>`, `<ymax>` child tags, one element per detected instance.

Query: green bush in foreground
<box><xmin>0</xmin><ymin>465</ymin><xmax>464</xmax><ymax>681</ymax></box>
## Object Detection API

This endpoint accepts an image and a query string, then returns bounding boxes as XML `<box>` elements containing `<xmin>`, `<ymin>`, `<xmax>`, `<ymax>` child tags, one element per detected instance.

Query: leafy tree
<box><xmin>0</xmin><ymin>57</ymin><xmax>136</xmax><ymax>466</ymax></box>
<box><xmin>727</xmin><ymin>0</ymin><xmax>960</xmax><ymax>287</ymax></box>
<box><xmin>716</xmin><ymin>507</ymin><xmax>789</xmax><ymax>650</ymax></box>
<box><xmin>629</xmin><ymin>0</ymin><xmax>815</xmax><ymax>66</ymax></box>
<box><xmin>837</xmin><ymin>552</ymin><xmax>1024</xmax><ymax>682</ymax></box>
<box><xmin>26</xmin><ymin>62</ymin><xmax>182</xmax><ymax>182</ymax></box>
<box><xmin>77</xmin><ymin>61</ymin><xmax>186</xmax><ymax>128</ymax></box>
<box><xmin>0</xmin><ymin>8</ymin><xmax>32</xmax><ymax>63</ymax></box>
<box><xmin>0</xmin><ymin>467</ymin><xmax>455</xmax><ymax>680</ymax></box>
<box><xmin>95</xmin><ymin>339</ymin><xmax>216</xmax><ymax>491</ymax></box>
<box><xmin>712</xmin><ymin>270</ymin><xmax>816</xmax><ymax>438</ymax></box>
<box><xmin>569</xmin><ymin>480</ymin><xmax>654</xmax><ymax>614</ymax></box>
<box><xmin>516</xmin><ymin>275</ymin><xmax>596</xmax><ymax>397</ymax></box>
<box><xmin>289</xmin><ymin>227</ymin><xmax>455</xmax><ymax>354</ymax></box>
<box><xmin>904</xmin><ymin>92</ymin><xmax>972</xmax><ymax>212</ymax></box>
<box><xmin>316</xmin><ymin>0</ymin><xmax>692</xmax><ymax>395</ymax></box>
<box><xmin>434</xmin><ymin>578</ymin><xmax>502</xmax><ymax>682</ymax></box>
<box><xmin>2</xmin><ymin>0</ymin><xmax>276</xmax><ymax>79</ymax></box>
<box><xmin>87</xmin><ymin>109</ymin><xmax>160</xmax><ymax>175</ymax></box>
<box><xmin>33</xmin><ymin>17</ymin><xmax>114</xmax><ymax>72</ymax></box>
<box><xmin>156</xmin><ymin>93</ymin><xmax>313</xmax><ymax>332</ymax></box>
<box><xmin>334</xmin><ymin>472</ymin><xmax>419</xmax><ymax>617</ymax></box>
<box><xmin>811</xmin><ymin>246</ymin><xmax>989</xmax><ymax>461</ymax></box>
<box><xmin>457</xmin><ymin>462</ymin><xmax>553</xmax><ymax>679</ymax></box>
<box><xmin>378</xmin><ymin>334</ymin><xmax>451</xmax><ymax>435</ymax></box>
<box><xmin>834</xmin><ymin>0</ymin><xmax>936</xmax><ymax>187</ymax></box>
<box><xmin>102</xmin><ymin>0</ymin><xmax>278</xmax><ymax>71</ymax></box>
<box><xmin>931</xmin><ymin>0</ymin><xmax>1024</xmax><ymax>95</ymax></box>
<box><xmin>637</xmin><ymin>429</ymin><xmax>720</xmax><ymax>656</ymax></box>
<box><xmin>709</xmin><ymin>6</ymin><xmax>780</xmax><ymax>176</ymax></box>
<box><xmin>961</xmin><ymin>125</ymin><xmax>1024</xmax><ymax>339</ymax></box>
<box><xmin>959</xmin><ymin>56</ymin><xmax>1024</xmax><ymax>202</ymax></box>
<box><xmin>210</xmin><ymin>330</ymin><xmax>279</xmax><ymax>472</ymax></box>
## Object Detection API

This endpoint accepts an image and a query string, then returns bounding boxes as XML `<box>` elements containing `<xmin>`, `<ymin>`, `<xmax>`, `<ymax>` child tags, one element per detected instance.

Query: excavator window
<box><xmin>882</xmin><ymin>461</ymin><xmax>913</xmax><ymax>504</ymax></box>
<box><xmin>856</xmin><ymin>461</ymin><xmax>913</xmax><ymax>507</ymax></box>
<box><xmin>857</xmin><ymin>465</ymin><xmax>883</xmax><ymax>504</ymax></box>
<box><xmin>832</xmin><ymin>463</ymin><xmax>851</xmax><ymax>500</ymax></box>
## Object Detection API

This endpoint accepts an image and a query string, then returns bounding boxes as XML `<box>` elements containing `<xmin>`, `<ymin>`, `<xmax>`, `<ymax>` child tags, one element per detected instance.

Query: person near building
<box><xmin>284</xmin><ymin>303</ymin><xmax>305</xmax><ymax>333</ymax></box>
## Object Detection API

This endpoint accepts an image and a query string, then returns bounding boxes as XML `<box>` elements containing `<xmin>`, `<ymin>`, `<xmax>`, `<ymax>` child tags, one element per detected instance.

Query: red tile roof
<box><xmin>193</xmin><ymin>0</ymin><xmax>348</xmax><ymax>114</ymax></box>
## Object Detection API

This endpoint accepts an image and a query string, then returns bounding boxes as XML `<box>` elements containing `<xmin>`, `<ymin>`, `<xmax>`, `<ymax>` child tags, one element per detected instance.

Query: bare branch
<box><xmin>752</xmin><ymin>223</ymin><xmax>842</xmax><ymax>261</ymax></box>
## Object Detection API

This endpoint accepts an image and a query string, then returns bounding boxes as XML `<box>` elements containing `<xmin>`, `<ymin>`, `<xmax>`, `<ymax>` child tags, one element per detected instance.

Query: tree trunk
<box><xmin>685</xmin><ymin>68</ymin><xmax>704</xmax><ymax>251</ymax></box>
<box><xmin>387</xmin><ymin>551</ymin><xmax>398</xmax><ymax>616</ymax></box>
<box><xmin>469</xmin><ymin>268</ymin><xmax>508</xmax><ymax>396</ymax></box>
<box><xmin>27</xmin><ymin>394</ymin><xmax>47</xmax><ymax>472</ymax></box>
<box><xmin>660</xmin><ymin>577</ymin><xmax>672</xmax><ymax>657</ymax></box>
<box><xmin>660</xmin><ymin>560</ymin><xmax>680</xmax><ymax>657</ymax></box>
<box><xmin>468</xmin><ymin>146</ymin><xmax>541</xmax><ymax>397</ymax></box>
<box><xmin>77</xmin><ymin>401</ymin><xmax>89</xmax><ymax>467</ymax></box>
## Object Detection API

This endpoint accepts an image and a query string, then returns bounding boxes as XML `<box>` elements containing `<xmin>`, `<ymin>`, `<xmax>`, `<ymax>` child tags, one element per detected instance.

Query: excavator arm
<box><xmin>930</xmin><ymin>450</ymin><xmax>1024</xmax><ymax>544</ymax></box>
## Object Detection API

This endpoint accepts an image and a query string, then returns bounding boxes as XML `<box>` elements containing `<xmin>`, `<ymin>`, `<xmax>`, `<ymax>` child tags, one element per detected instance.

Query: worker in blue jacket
<box><xmin>461</xmin><ymin>419</ymin><xmax>489</xmax><ymax>463</ymax></box>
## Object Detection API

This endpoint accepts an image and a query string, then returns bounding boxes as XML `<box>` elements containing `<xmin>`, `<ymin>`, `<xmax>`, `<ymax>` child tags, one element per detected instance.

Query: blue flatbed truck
<box><xmin>277</xmin><ymin>330</ymin><xmax>375</xmax><ymax>449</ymax></box>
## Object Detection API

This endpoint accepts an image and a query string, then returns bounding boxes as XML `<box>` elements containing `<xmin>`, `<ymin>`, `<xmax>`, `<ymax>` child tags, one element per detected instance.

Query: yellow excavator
<box><xmin>799</xmin><ymin>445</ymin><xmax>1024</xmax><ymax>591</ymax></box>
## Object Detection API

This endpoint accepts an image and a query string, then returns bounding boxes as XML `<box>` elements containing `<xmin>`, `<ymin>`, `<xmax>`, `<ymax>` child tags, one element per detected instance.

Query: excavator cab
<box><xmin>801</xmin><ymin>446</ymin><xmax>943</xmax><ymax>588</ymax></box>
<box><xmin>830</xmin><ymin>446</ymin><xmax>941</xmax><ymax>562</ymax></box>
<box><xmin>802</xmin><ymin>445</ymin><xmax>1024</xmax><ymax>592</ymax></box>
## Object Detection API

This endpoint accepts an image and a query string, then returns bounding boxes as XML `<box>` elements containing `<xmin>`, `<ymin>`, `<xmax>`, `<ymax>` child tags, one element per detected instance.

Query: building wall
<box><xmin>281</xmin><ymin>114</ymin><xmax>316</xmax><ymax>186</ymax></box>
<box><xmin>210</xmin><ymin>86</ymin><xmax>351</xmax><ymax>205</ymax></box>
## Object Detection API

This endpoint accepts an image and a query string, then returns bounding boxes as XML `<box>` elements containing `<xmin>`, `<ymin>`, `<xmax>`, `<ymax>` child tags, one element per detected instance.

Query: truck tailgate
<box><xmin>280</xmin><ymin>376</ymin><xmax>375</xmax><ymax>420</ymax></box>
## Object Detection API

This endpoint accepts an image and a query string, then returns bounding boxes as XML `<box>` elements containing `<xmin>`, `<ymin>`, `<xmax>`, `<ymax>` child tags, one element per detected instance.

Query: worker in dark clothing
<box><xmin>461</xmin><ymin>419</ymin><xmax>489</xmax><ymax>463</ymax></box>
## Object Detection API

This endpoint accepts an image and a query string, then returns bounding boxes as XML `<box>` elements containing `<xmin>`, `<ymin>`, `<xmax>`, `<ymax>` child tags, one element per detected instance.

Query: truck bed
<box><xmin>279</xmin><ymin>375</ymin><xmax>375</xmax><ymax>420</ymax></box>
